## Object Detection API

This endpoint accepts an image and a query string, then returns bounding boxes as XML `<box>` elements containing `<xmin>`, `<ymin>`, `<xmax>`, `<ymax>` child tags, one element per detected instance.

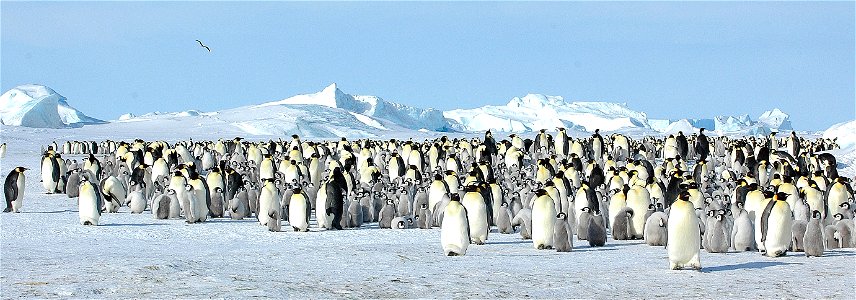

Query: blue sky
<box><xmin>2</xmin><ymin>1</ymin><xmax>853</xmax><ymax>130</ymax></box>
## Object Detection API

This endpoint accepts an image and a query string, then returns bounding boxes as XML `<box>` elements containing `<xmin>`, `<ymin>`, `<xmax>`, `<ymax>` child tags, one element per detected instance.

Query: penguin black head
<box><xmin>556</xmin><ymin>212</ymin><xmax>567</xmax><ymax>220</ymax></box>
<box><xmin>834</xmin><ymin>213</ymin><xmax>844</xmax><ymax>221</ymax></box>
<box><xmin>774</xmin><ymin>192</ymin><xmax>790</xmax><ymax>201</ymax></box>
<box><xmin>534</xmin><ymin>189</ymin><xmax>549</xmax><ymax>197</ymax></box>
<box><xmin>762</xmin><ymin>190</ymin><xmax>775</xmax><ymax>199</ymax></box>
<box><xmin>450</xmin><ymin>194</ymin><xmax>461</xmax><ymax>201</ymax></box>
<box><xmin>678</xmin><ymin>191</ymin><xmax>691</xmax><ymax>201</ymax></box>
<box><xmin>14</xmin><ymin>167</ymin><xmax>28</xmax><ymax>173</ymax></box>
<box><xmin>840</xmin><ymin>202</ymin><xmax>851</xmax><ymax>210</ymax></box>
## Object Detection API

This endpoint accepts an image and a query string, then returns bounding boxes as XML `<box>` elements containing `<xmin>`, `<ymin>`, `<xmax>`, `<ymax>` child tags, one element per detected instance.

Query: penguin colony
<box><xmin>3</xmin><ymin>130</ymin><xmax>855</xmax><ymax>269</ymax></box>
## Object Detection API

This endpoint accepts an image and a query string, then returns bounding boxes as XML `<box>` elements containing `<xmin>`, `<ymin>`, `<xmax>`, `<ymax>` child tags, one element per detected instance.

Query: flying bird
<box><xmin>196</xmin><ymin>39</ymin><xmax>211</xmax><ymax>52</ymax></box>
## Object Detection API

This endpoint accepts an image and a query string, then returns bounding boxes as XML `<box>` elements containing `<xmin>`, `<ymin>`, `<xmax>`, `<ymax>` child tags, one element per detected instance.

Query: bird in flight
<box><xmin>196</xmin><ymin>39</ymin><xmax>211</xmax><ymax>52</ymax></box>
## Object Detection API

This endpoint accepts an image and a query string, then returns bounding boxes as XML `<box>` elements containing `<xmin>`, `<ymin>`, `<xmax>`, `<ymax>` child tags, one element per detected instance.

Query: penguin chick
<box><xmin>554</xmin><ymin>213</ymin><xmax>573</xmax><ymax>252</ymax></box>
<box><xmin>612</xmin><ymin>207</ymin><xmax>633</xmax><ymax>240</ymax></box>
<box><xmin>587</xmin><ymin>211</ymin><xmax>607</xmax><ymax>247</ymax></box>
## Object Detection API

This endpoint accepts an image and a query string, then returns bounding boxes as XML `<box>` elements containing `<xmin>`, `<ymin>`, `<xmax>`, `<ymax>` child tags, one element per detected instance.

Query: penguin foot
<box><xmin>537</xmin><ymin>244</ymin><xmax>546</xmax><ymax>250</ymax></box>
<box><xmin>447</xmin><ymin>252</ymin><xmax>460</xmax><ymax>256</ymax></box>
<box><xmin>2</xmin><ymin>208</ymin><xmax>11</xmax><ymax>213</ymax></box>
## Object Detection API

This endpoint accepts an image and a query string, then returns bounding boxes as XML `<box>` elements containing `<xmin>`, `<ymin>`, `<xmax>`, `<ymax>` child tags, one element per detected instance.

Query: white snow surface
<box><xmin>0</xmin><ymin>84</ymin><xmax>104</xmax><ymax>128</ymax></box>
<box><xmin>1</xmin><ymin>128</ymin><xmax>855</xmax><ymax>298</ymax></box>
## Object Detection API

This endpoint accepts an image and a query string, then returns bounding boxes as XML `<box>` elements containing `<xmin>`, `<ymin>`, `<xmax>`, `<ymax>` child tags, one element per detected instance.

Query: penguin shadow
<box><xmin>571</xmin><ymin>246</ymin><xmax>618</xmax><ymax>252</ymax></box>
<box><xmin>701</xmin><ymin>261</ymin><xmax>801</xmax><ymax>273</ymax></box>
<box><xmin>488</xmin><ymin>240</ymin><xmax>531</xmax><ymax>245</ymax></box>
<box><xmin>820</xmin><ymin>250</ymin><xmax>856</xmax><ymax>258</ymax></box>
<box><xmin>99</xmin><ymin>223</ymin><xmax>169</xmax><ymax>227</ymax></box>
<box><xmin>20</xmin><ymin>209</ymin><xmax>75</xmax><ymax>214</ymax></box>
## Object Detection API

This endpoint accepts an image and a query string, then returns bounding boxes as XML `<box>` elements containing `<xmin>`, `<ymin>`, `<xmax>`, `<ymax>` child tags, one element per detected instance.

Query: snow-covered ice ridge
<box><xmin>0</xmin><ymin>83</ymin><xmax>802</xmax><ymax>136</ymax></box>
<box><xmin>0</xmin><ymin>84</ymin><xmax>104</xmax><ymax>128</ymax></box>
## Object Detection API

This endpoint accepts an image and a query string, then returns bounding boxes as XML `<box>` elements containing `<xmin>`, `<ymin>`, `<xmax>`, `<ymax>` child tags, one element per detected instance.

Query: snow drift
<box><xmin>0</xmin><ymin>84</ymin><xmax>104</xmax><ymax>128</ymax></box>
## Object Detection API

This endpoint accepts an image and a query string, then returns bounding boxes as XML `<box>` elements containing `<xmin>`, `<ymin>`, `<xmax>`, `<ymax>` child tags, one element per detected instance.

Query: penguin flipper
<box><xmin>760</xmin><ymin>200</ymin><xmax>776</xmax><ymax>243</ymax></box>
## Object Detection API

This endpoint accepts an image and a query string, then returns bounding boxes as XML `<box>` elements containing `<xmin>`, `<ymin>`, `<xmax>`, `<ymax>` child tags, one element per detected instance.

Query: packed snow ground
<box><xmin>1</xmin><ymin>127</ymin><xmax>855</xmax><ymax>299</ymax></box>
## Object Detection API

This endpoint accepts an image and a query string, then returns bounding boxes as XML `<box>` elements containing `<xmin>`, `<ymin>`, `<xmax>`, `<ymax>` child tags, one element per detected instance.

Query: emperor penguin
<box><xmin>495</xmin><ymin>202</ymin><xmax>514</xmax><ymax>234</ymax></box>
<box><xmin>731</xmin><ymin>203</ymin><xmax>755</xmax><ymax>251</ymax></box>
<box><xmin>577</xmin><ymin>207</ymin><xmax>593</xmax><ymax>240</ymax></box>
<box><xmin>183</xmin><ymin>184</ymin><xmax>208</xmax><ymax>223</ymax></box>
<box><xmin>257</xmin><ymin>179</ymin><xmax>279</xmax><ymax>226</ymax></box>
<box><xmin>41</xmin><ymin>153</ymin><xmax>61</xmax><ymax>193</ymax></box>
<box><xmin>416</xmin><ymin>203</ymin><xmax>433</xmax><ymax>229</ymax></box>
<box><xmin>612</xmin><ymin>207</ymin><xmax>633</xmax><ymax>241</ymax></box>
<box><xmin>554</xmin><ymin>212</ymin><xmax>573</xmax><ymax>252</ymax></box>
<box><xmin>667</xmin><ymin>191</ymin><xmax>701</xmax><ymax>270</ymax></box>
<box><xmin>587</xmin><ymin>210</ymin><xmax>607</xmax><ymax>247</ymax></box>
<box><xmin>759</xmin><ymin>192</ymin><xmax>793</xmax><ymax>257</ymax></box>
<box><xmin>824</xmin><ymin>225</ymin><xmax>839</xmax><ymax>249</ymax></box>
<box><xmin>461</xmin><ymin>185</ymin><xmax>489</xmax><ymax>244</ymax></box>
<box><xmin>4</xmin><ymin>167</ymin><xmax>27</xmax><ymax>213</ymax></box>
<box><xmin>512</xmin><ymin>207</ymin><xmax>533</xmax><ymax>240</ymax></box>
<box><xmin>65</xmin><ymin>169</ymin><xmax>81</xmax><ymax>198</ymax></box>
<box><xmin>704</xmin><ymin>212</ymin><xmax>730</xmax><ymax>253</ymax></box>
<box><xmin>229</xmin><ymin>189</ymin><xmax>250</xmax><ymax>220</ymax></box>
<box><xmin>78</xmin><ymin>177</ymin><xmax>102</xmax><ymax>225</ymax></box>
<box><xmin>288</xmin><ymin>187</ymin><xmax>311</xmax><ymax>232</ymax></box>
<box><xmin>835</xmin><ymin>217</ymin><xmax>852</xmax><ymax>248</ymax></box>
<box><xmin>379</xmin><ymin>198</ymin><xmax>396</xmax><ymax>229</ymax></box>
<box><xmin>791</xmin><ymin>220</ymin><xmax>807</xmax><ymax>252</ymax></box>
<box><xmin>347</xmin><ymin>198</ymin><xmax>363</xmax><ymax>228</ymax></box>
<box><xmin>127</xmin><ymin>185</ymin><xmax>147</xmax><ymax>214</ymax></box>
<box><xmin>803</xmin><ymin>210</ymin><xmax>824</xmax><ymax>257</ymax></box>
<box><xmin>532</xmin><ymin>189</ymin><xmax>557</xmax><ymax>250</ymax></box>
<box><xmin>644</xmin><ymin>211</ymin><xmax>668</xmax><ymax>246</ymax></box>
<box><xmin>441</xmin><ymin>193</ymin><xmax>470</xmax><ymax>256</ymax></box>
<box><xmin>626</xmin><ymin>185</ymin><xmax>650</xmax><ymax>239</ymax></box>
<box><xmin>209</xmin><ymin>187</ymin><xmax>225</xmax><ymax>218</ymax></box>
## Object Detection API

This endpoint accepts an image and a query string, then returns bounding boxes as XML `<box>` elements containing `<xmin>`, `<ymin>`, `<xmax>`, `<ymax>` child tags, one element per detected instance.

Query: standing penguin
<box><xmin>512</xmin><ymin>208</ymin><xmax>533</xmax><ymax>240</ymax></box>
<box><xmin>127</xmin><ymin>185</ymin><xmax>147</xmax><ymax>214</ymax></box>
<box><xmin>731</xmin><ymin>203</ymin><xmax>755</xmax><ymax>251</ymax></box>
<box><xmin>228</xmin><ymin>189</ymin><xmax>250</xmax><ymax>220</ymax></box>
<box><xmin>704</xmin><ymin>213</ymin><xmax>730</xmax><ymax>253</ymax></box>
<box><xmin>40</xmin><ymin>153</ymin><xmax>61</xmax><ymax>193</ymax></box>
<box><xmin>288</xmin><ymin>187</ymin><xmax>311</xmax><ymax>232</ymax></box>
<box><xmin>667</xmin><ymin>191</ymin><xmax>701</xmax><ymax>270</ymax></box>
<box><xmin>65</xmin><ymin>169</ymin><xmax>81</xmax><ymax>198</ymax></box>
<box><xmin>441</xmin><ymin>193</ymin><xmax>470</xmax><ymax>256</ymax></box>
<box><xmin>791</xmin><ymin>220</ymin><xmax>808</xmax><ymax>252</ymax></box>
<box><xmin>328</xmin><ymin>167</ymin><xmax>348</xmax><ymax>230</ymax></box>
<box><xmin>760</xmin><ymin>192</ymin><xmax>793</xmax><ymax>257</ymax></box>
<box><xmin>78</xmin><ymin>178</ymin><xmax>102</xmax><ymax>225</ymax></box>
<box><xmin>416</xmin><ymin>203</ymin><xmax>433</xmax><ymax>229</ymax></box>
<box><xmin>461</xmin><ymin>185</ymin><xmax>489</xmax><ymax>245</ymax></box>
<box><xmin>495</xmin><ymin>202</ymin><xmax>514</xmax><ymax>234</ymax></box>
<box><xmin>803</xmin><ymin>210</ymin><xmax>825</xmax><ymax>257</ymax></box>
<box><xmin>4</xmin><ymin>167</ymin><xmax>27</xmax><ymax>213</ymax></box>
<box><xmin>612</xmin><ymin>207</ymin><xmax>634</xmax><ymax>241</ymax></box>
<box><xmin>577</xmin><ymin>207</ymin><xmax>593</xmax><ymax>240</ymax></box>
<box><xmin>208</xmin><ymin>186</ymin><xmax>225</xmax><ymax>218</ymax></box>
<box><xmin>644</xmin><ymin>211</ymin><xmax>668</xmax><ymax>246</ymax></box>
<box><xmin>554</xmin><ymin>212</ymin><xmax>573</xmax><ymax>252</ymax></box>
<box><xmin>378</xmin><ymin>198</ymin><xmax>396</xmax><ymax>229</ymax></box>
<box><xmin>531</xmin><ymin>189</ymin><xmax>557</xmax><ymax>250</ymax></box>
<box><xmin>587</xmin><ymin>210</ymin><xmax>607</xmax><ymax>247</ymax></box>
